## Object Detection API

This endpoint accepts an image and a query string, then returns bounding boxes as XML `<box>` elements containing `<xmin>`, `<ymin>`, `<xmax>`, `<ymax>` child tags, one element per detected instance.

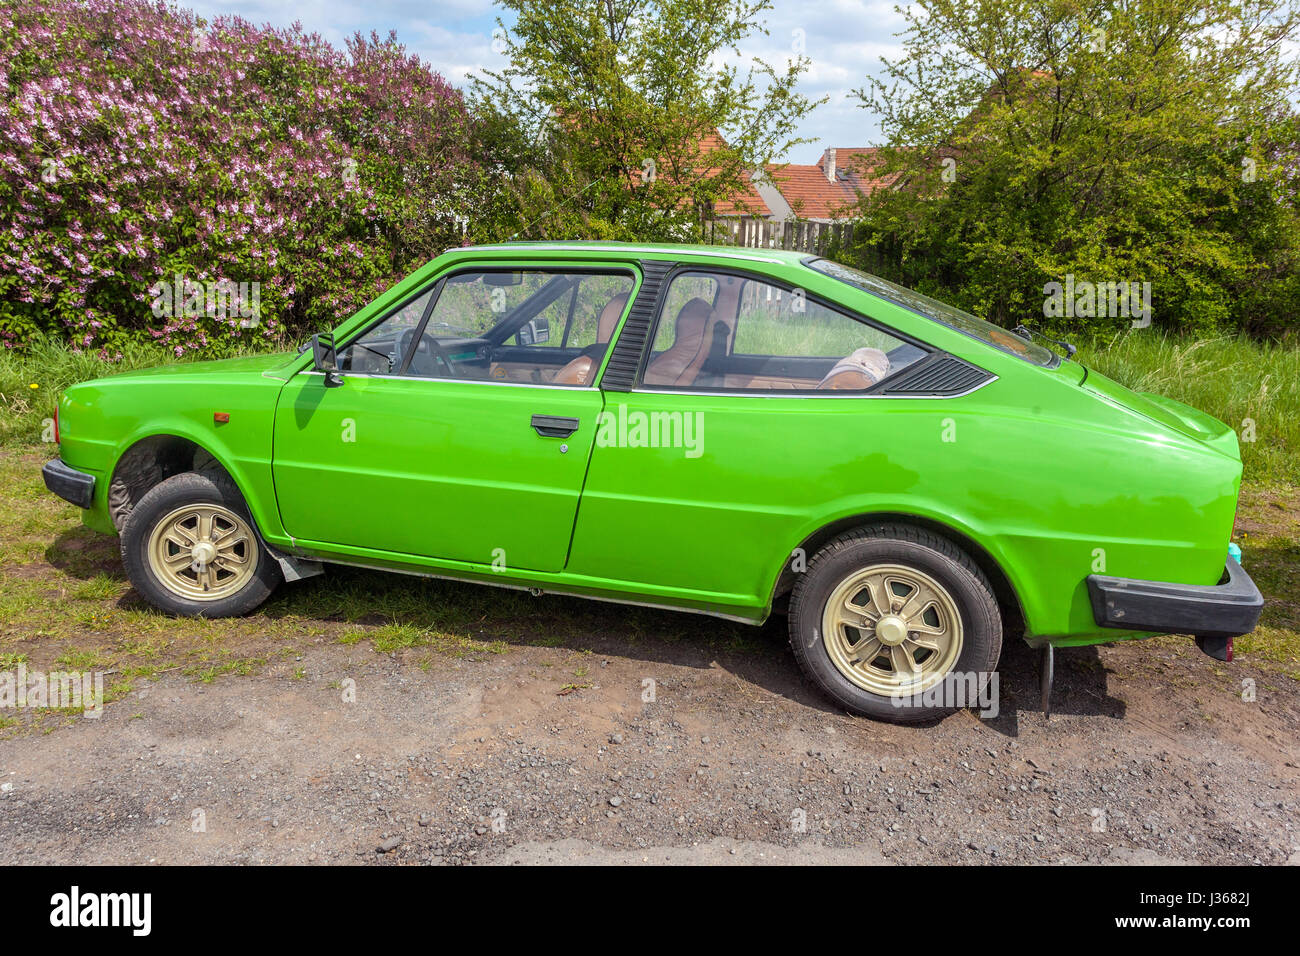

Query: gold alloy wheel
<box><xmin>146</xmin><ymin>504</ymin><xmax>258</xmax><ymax>601</ymax></box>
<box><xmin>821</xmin><ymin>563</ymin><xmax>964</xmax><ymax>697</ymax></box>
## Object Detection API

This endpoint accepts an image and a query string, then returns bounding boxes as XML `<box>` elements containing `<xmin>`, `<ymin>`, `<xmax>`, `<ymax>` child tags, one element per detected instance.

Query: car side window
<box><xmin>335</xmin><ymin>287</ymin><xmax>436</xmax><ymax>374</ymax></box>
<box><xmin>642</xmin><ymin>271</ymin><xmax>924</xmax><ymax>392</ymax></box>
<box><xmin>560</xmin><ymin>274</ymin><xmax>639</xmax><ymax>350</ymax></box>
<box><xmin>336</xmin><ymin>269</ymin><xmax>636</xmax><ymax>386</ymax></box>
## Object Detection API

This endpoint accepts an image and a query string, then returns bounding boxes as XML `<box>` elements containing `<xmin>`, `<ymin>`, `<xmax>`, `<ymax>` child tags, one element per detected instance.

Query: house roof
<box><xmin>738</xmin><ymin>147</ymin><xmax>902</xmax><ymax>221</ymax></box>
<box><xmin>761</xmin><ymin>163</ymin><xmax>860</xmax><ymax>220</ymax></box>
<box><xmin>818</xmin><ymin>147</ymin><xmax>900</xmax><ymax>193</ymax></box>
<box><xmin>695</xmin><ymin>132</ymin><xmax>771</xmax><ymax>216</ymax></box>
<box><xmin>712</xmin><ymin>169</ymin><xmax>772</xmax><ymax>216</ymax></box>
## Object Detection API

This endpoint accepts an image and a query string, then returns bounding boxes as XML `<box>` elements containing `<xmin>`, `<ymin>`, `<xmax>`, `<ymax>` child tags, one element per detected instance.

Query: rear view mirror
<box><xmin>311</xmin><ymin>332</ymin><xmax>344</xmax><ymax>387</ymax></box>
<box><xmin>483</xmin><ymin>271</ymin><xmax>524</xmax><ymax>287</ymax></box>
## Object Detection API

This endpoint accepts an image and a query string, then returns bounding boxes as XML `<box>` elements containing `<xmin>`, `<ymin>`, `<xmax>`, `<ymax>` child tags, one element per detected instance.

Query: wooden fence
<box><xmin>705</xmin><ymin>216</ymin><xmax>856</xmax><ymax>255</ymax></box>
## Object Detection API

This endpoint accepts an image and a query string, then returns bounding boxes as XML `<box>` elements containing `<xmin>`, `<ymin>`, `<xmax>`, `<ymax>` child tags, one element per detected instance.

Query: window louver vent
<box><xmin>602</xmin><ymin>260</ymin><xmax>672</xmax><ymax>391</ymax></box>
<box><xmin>879</xmin><ymin>354</ymin><xmax>993</xmax><ymax>396</ymax></box>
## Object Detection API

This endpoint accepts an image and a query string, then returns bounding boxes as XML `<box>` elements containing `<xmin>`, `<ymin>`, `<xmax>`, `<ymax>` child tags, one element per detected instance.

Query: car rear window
<box><xmin>804</xmin><ymin>258</ymin><xmax>1058</xmax><ymax>367</ymax></box>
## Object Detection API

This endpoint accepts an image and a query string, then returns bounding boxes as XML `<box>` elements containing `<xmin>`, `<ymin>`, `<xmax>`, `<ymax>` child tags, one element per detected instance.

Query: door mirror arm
<box><xmin>311</xmin><ymin>333</ymin><xmax>344</xmax><ymax>387</ymax></box>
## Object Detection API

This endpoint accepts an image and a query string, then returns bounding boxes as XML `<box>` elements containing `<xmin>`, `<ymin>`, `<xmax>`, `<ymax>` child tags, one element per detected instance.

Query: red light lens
<box><xmin>53</xmin><ymin>407</ymin><xmax>59</xmax><ymax>445</ymax></box>
<box><xmin>213</xmin><ymin>412</ymin><xmax>230</xmax><ymax>424</ymax></box>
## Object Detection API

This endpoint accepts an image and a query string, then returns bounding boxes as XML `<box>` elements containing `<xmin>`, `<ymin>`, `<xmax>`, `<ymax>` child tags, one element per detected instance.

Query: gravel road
<box><xmin>1</xmin><ymin>615</ymin><xmax>1296</xmax><ymax>865</ymax></box>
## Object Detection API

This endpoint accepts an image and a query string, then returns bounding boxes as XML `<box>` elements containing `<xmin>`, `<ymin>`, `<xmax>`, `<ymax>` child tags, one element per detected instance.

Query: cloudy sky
<box><xmin>183</xmin><ymin>0</ymin><xmax>907</xmax><ymax>164</ymax></box>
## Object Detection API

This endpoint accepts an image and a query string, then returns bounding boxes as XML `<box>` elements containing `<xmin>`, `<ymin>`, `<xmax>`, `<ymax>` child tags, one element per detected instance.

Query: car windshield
<box><xmin>804</xmin><ymin>258</ymin><xmax>1058</xmax><ymax>367</ymax></box>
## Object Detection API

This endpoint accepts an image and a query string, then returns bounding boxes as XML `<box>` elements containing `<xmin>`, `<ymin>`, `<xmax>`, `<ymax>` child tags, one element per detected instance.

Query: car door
<box><xmin>565</xmin><ymin>265</ymin><xmax>939</xmax><ymax>604</ymax></box>
<box><xmin>271</xmin><ymin>265</ymin><xmax>638</xmax><ymax>572</ymax></box>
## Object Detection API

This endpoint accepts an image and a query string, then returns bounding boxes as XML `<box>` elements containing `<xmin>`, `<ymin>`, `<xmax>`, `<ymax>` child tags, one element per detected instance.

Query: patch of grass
<box><xmin>1235</xmin><ymin>627</ymin><xmax>1300</xmax><ymax>680</ymax></box>
<box><xmin>1228</xmin><ymin>485</ymin><xmax>1300</xmax><ymax>677</ymax></box>
<box><xmin>184</xmin><ymin>656</ymin><xmax>268</xmax><ymax>683</ymax></box>
<box><xmin>117</xmin><ymin>636</ymin><xmax>167</xmax><ymax>660</ymax></box>
<box><xmin>53</xmin><ymin>648</ymin><xmax>109</xmax><ymax>670</ymax></box>
<box><xmin>1076</xmin><ymin>333</ymin><xmax>1300</xmax><ymax>485</ymax></box>
<box><xmin>368</xmin><ymin>622</ymin><xmax>429</xmax><ymax>653</ymax></box>
<box><xmin>70</xmin><ymin>574</ymin><xmax>125</xmax><ymax>601</ymax></box>
<box><xmin>338</xmin><ymin>619</ymin><xmax>506</xmax><ymax>658</ymax></box>
<box><xmin>104</xmin><ymin>678</ymin><xmax>135</xmax><ymax>702</ymax></box>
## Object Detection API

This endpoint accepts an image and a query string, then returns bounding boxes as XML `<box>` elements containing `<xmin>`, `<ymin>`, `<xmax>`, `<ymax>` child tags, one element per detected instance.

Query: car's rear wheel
<box><xmin>121</xmin><ymin>471</ymin><xmax>280</xmax><ymax>617</ymax></box>
<box><xmin>788</xmin><ymin>524</ymin><xmax>1002</xmax><ymax>723</ymax></box>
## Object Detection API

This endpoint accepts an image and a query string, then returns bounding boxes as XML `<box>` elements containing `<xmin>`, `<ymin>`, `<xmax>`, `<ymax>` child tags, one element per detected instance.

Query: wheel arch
<box><xmin>770</xmin><ymin>511</ymin><xmax>1027</xmax><ymax>639</ymax></box>
<box><xmin>107</xmin><ymin>431</ymin><xmax>266</xmax><ymax>535</ymax></box>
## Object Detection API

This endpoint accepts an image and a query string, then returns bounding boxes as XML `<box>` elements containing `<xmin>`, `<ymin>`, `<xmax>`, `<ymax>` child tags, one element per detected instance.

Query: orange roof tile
<box><xmin>819</xmin><ymin>147</ymin><xmax>901</xmax><ymax>194</ymax></box>
<box><xmin>712</xmin><ymin>169</ymin><xmax>771</xmax><ymax>216</ymax></box>
<box><xmin>763</xmin><ymin>163</ymin><xmax>860</xmax><ymax>220</ymax></box>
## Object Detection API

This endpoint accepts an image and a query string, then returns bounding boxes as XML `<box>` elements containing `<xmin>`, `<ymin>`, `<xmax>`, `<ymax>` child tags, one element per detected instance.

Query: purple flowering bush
<box><xmin>0</xmin><ymin>0</ymin><xmax>483</xmax><ymax>356</ymax></box>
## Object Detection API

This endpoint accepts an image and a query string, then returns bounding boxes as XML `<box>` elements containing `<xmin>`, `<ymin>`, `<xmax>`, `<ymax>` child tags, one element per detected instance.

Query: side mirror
<box><xmin>517</xmin><ymin>317</ymin><xmax>549</xmax><ymax>346</ymax></box>
<box><xmin>311</xmin><ymin>332</ymin><xmax>344</xmax><ymax>387</ymax></box>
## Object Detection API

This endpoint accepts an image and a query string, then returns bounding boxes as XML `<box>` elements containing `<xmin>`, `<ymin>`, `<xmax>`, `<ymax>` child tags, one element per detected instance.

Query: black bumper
<box><xmin>1087</xmin><ymin>558</ymin><xmax>1263</xmax><ymax>639</ymax></box>
<box><xmin>41</xmin><ymin>458</ymin><xmax>96</xmax><ymax>510</ymax></box>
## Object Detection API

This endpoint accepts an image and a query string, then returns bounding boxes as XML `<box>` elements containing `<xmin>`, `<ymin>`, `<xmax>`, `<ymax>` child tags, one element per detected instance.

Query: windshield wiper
<box><xmin>1013</xmin><ymin>324</ymin><xmax>1077</xmax><ymax>360</ymax></box>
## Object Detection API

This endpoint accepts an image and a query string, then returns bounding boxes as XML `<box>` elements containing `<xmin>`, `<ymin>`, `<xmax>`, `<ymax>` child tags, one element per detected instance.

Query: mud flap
<box><xmin>1194</xmin><ymin>634</ymin><xmax>1233</xmax><ymax>662</ymax></box>
<box><xmin>1040</xmin><ymin>644</ymin><xmax>1054</xmax><ymax>719</ymax></box>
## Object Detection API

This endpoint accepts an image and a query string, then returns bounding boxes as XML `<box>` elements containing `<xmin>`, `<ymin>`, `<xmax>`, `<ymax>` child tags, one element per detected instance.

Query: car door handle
<box><xmin>531</xmin><ymin>415</ymin><xmax>580</xmax><ymax>438</ymax></box>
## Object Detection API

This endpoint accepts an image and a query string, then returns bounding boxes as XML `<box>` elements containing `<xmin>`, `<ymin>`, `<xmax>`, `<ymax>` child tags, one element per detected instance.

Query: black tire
<box><xmin>788</xmin><ymin>524</ymin><xmax>1002</xmax><ymax>723</ymax></box>
<box><xmin>120</xmin><ymin>471</ymin><xmax>280</xmax><ymax>617</ymax></box>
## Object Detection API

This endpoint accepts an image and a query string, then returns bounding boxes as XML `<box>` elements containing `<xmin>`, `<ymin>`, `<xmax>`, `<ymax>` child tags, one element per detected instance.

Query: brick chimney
<box><xmin>824</xmin><ymin>147</ymin><xmax>837</xmax><ymax>182</ymax></box>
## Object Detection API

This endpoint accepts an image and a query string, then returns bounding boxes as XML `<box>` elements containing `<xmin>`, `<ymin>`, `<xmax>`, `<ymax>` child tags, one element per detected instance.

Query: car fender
<box><xmin>770</xmin><ymin>494</ymin><xmax>1035</xmax><ymax>631</ymax></box>
<box><xmin>108</xmin><ymin>420</ymin><xmax>288</xmax><ymax>546</ymax></box>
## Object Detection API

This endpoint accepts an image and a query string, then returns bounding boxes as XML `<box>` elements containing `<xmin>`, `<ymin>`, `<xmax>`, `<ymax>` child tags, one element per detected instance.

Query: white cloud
<box><xmin>181</xmin><ymin>0</ymin><xmax>910</xmax><ymax>161</ymax></box>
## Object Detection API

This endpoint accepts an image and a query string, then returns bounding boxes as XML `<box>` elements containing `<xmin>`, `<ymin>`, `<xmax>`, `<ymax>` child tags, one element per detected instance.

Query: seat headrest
<box><xmin>596</xmin><ymin>293</ymin><xmax>630</xmax><ymax>342</ymax></box>
<box><xmin>674</xmin><ymin>297</ymin><xmax>712</xmax><ymax>337</ymax></box>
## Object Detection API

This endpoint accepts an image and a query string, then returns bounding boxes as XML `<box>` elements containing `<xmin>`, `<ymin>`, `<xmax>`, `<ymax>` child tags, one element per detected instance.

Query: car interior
<box><xmin>550</xmin><ymin>293</ymin><xmax>630</xmax><ymax>386</ymax></box>
<box><xmin>335</xmin><ymin>268</ymin><xmax>926</xmax><ymax>391</ymax></box>
<box><xmin>641</xmin><ymin>273</ymin><xmax>926</xmax><ymax>391</ymax></box>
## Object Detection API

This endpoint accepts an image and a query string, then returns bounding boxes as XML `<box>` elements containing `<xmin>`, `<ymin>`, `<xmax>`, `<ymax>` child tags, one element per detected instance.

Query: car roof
<box><xmin>444</xmin><ymin>241</ymin><xmax>814</xmax><ymax>267</ymax></box>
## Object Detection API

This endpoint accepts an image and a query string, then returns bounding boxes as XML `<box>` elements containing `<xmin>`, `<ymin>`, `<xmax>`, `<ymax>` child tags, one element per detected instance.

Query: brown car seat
<box><xmin>552</xmin><ymin>293</ymin><xmax>630</xmax><ymax>386</ymax></box>
<box><xmin>644</xmin><ymin>298</ymin><xmax>718</xmax><ymax>387</ymax></box>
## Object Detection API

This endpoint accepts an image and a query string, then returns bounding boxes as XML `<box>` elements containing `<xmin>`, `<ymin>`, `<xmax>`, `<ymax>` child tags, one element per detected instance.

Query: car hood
<box><xmin>98</xmin><ymin>351</ymin><xmax>298</xmax><ymax>383</ymax></box>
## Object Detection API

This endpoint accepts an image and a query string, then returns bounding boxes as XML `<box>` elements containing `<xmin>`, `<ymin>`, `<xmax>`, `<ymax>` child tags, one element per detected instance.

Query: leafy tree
<box><xmin>847</xmin><ymin>0</ymin><xmax>1300</xmax><ymax>337</ymax></box>
<box><xmin>471</xmin><ymin>0</ymin><xmax>822</xmax><ymax>241</ymax></box>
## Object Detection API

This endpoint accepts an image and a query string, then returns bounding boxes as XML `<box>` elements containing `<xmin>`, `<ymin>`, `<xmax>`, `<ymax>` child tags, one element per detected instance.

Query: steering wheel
<box><xmin>396</xmin><ymin>328</ymin><xmax>457</xmax><ymax>377</ymax></box>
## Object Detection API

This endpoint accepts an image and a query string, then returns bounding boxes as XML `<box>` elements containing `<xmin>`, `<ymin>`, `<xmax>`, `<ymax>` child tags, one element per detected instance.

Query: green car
<box><xmin>42</xmin><ymin>243</ymin><xmax>1263</xmax><ymax>722</ymax></box>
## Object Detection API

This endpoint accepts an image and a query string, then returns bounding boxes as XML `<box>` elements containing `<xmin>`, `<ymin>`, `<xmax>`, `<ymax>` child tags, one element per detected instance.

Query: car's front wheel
<box><xmin>121</xmin><ymin>471</ymin><xmax>281</xmax><ymax>617</ymax></box>
<box><xmin>788</xmin><ymin>525</ymin><xmax>1003</xmax><ymax>723</ymax></box>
